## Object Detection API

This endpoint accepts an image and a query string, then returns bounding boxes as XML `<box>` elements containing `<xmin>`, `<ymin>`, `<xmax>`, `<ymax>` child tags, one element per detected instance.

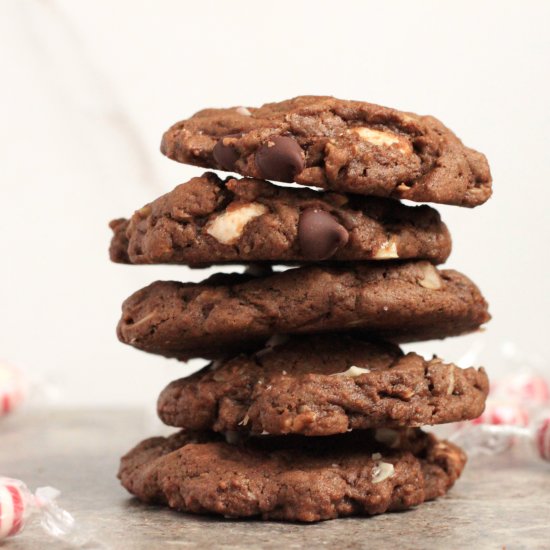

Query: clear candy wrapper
<box><xmin>0</xmin><ymin>477</ymin><xmax>104</xmax><ymax>547</ymax></box>
<box><xmin>450</xmin><ymin>343</ymin><xmax>550</xmax><ymax>463</ymax></box>
<box><xmin>0</xmin><ymin>477</ymin><xmax>75</xmax><ymax>540</ymax></box>
<box><xmin>450</xmin><ymin>413</ymin><xmax>550</xmax><ymax>462</ymax></box>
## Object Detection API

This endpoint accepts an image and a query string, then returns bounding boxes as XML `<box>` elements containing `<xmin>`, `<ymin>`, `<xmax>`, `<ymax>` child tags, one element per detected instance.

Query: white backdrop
<box><xmin>1</xmin><ymin>0</ymin><xmax>549</xmax><ymax>408</ymax></box>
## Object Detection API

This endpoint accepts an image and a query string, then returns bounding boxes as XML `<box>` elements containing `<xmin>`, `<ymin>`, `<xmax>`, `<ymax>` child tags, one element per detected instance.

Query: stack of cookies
<box><xmin>111</xmin><ymin>96</ymin><xmax>492</xmax><ymax>522</ymax></box>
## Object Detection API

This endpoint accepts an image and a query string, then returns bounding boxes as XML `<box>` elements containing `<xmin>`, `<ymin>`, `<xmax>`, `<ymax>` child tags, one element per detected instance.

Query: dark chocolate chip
<box><xmin>298</xmin><ymin>208</ymin><xmax>349</xmax><ymax>261</ymax></box>
<box><xmin>255</xmin><ymin>136</ymin><xmax>305</xmax><ymax>182</ymax></box>
<box><xmin>244</xmin><ymin>263</ymin><xmax>274</xmax><ymax>278</ymax></box>
<box><xmin>213</xmin><ymin>134</ymin><xmax>241</xmax><ymax>171</ymax></box>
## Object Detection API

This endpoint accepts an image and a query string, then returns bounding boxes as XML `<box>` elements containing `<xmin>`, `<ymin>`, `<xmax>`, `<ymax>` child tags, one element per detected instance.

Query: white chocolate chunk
<box><xmin>417</xmin><ymin>263</ymin><xmax>443</xmax><ymax>290</ymax></box>
<box><xmin>351</xmin><ymin>127</ymin><xmax>412</xmax><ymax>154</ymax></box>
<box><xmin>129</xmin><ymin>311</ymin><xmax>156</xmax><ymax>328</ymax></box>
<box><xmin>397</xmin><ymin>183</ymin><xmax>412</xmax><ymax>192</ymax></box>
<box><xmin>373</xmin><ymin>239</ymin><xmax>399</xmax><ymax>259</ymax></box>
<box><xmin>354</xmin><ymin>127</ymin><xmax>400</xmax><ymax>146</ymax></box>
<box><xmin>447</xmin><ymin>365</ymin><xmax>456</xmax><ymax>395</ymax></box>
<box><xmin>236</xmin><ymin>106</ymin><xmax>251</xmax><ymax>116</ymax></box>
<box><xmin>371</xmin><ymin>461</ymin><xmax>395</xmax><ymax>484</ymax></box>
<box><xmin>206</xmin><ymin>202</ymin><xmax>268</xmax><ymax>245</ymax></box>
<box><xmin>371</xmin><ymin>452</ymin><xmax>382</xmax><ymax>460</ymax></box>
<box><xmin>332</xmin><ymin>365</ymin><xmax>371</xmax><ymax>378</ymax></box>
<box><xmin>238</xmin><ymin>414</ymin><xmax>250</xmax><ymax>426</ymax></box>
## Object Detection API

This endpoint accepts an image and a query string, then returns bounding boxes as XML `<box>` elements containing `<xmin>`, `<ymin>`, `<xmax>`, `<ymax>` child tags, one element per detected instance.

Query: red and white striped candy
<box><xmin>0</xmin><ymin>480</ymin><xmax>28</xmax><ymax>539</ymax></box>
<box><xmin>0</xmin><ymin>363</ymin><xmax>25</xmax><ymax>416</ymax></box>
<box><xmin>472</xmin><ymin>401</ymin><xmax>530</xmax><ymax>427</ymax></box>
<box><xmin>536</xmin><ymin>418</ymin><xmax>550</xmax><ymax>462</ymax></box>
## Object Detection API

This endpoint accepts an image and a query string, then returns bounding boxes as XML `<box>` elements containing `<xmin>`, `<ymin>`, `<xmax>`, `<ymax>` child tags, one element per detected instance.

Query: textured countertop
<box><xmin>1</xmin><ymin>410</ymin><xmax>549</xmax><ymax>550</ymax></box>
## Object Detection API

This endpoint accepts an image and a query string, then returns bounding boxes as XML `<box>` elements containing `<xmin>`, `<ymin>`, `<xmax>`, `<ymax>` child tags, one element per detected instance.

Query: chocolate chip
<box><xmin>298</xmin><ymin>208</ymin><xmax>349</xmax><ymax>261</ymax></box>
<box><xmin>255</xmin><ymin>136</ymin><xmax>305</xmax><ymax>182</ymax></box>
<box><xmin>244</xmin><ymin>263</ymin><xmax>274</xmax><ymax>278</ymax></box>
<box><xmin>213</xmin><ymin>134</ymin><xmax>241</xmax><ymax>171</ymax></box>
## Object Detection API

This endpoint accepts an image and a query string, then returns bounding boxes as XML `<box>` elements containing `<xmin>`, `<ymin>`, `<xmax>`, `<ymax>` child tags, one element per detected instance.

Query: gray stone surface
<box><xmin>0</xmin><ymin>410</ymin><xmax>549</xmax><ymax>550</ymax></box>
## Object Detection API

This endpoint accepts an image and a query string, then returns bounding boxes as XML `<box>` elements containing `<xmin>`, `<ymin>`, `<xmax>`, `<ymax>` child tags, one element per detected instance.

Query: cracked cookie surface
<box><xmin>157</xmin><ymin>334</ymin><xmax>489</xmax><ymax>436</ymax></box>
<box><xmin>117</xmin><ymin>261</ymin><xmax>490</xmax><ymax>360</ymax></box>
<box><xmin>118</xmin><ymin>428</ymin><xmax>466</xmax><ymax>522</ymax></box>
<box><xmin>160</xmin><ymin>96</ymin><xmax>491</xmax><ymax>207</ymax></box>
<box><xmin>110</xmin><ymin>172</ymin><xmax>451</xmax><ymax>266</ymax></box>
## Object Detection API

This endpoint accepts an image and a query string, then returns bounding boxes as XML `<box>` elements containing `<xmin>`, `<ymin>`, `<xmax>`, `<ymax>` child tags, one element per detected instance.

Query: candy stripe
<box><xmin>0</xmin><ymin>362</ymin><xmax>26</xmax><ymax>416</ymax></box>
<box><xmin>0</xmin><ymin>486</ymin><xmax>15</xmax><ymax>539</ymax></box>
<box><xmin>471</xmin><ymin>403</ymin><xmax>529</xmax><ymax>427</ymax></box>
<box><xmin>1</xmin><ymin>392</ymin><xmax>11</xmax><ymax>414</ymax></box>
<box><xmin>7</xmin><ymin>485</ymin><xmax>24</xmax><ymax>536</ymax></box>
<box><xmin>525</xmin><ymin>379</ymin><xmax>550</xmax><ymax>402</ymax></box>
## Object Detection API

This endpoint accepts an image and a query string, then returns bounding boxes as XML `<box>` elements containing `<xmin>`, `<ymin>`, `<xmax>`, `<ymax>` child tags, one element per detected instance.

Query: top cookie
<box><xmin>161</xmin><ymin>96</ymin><xmax>492</xmax><ymax>207</ymax></box>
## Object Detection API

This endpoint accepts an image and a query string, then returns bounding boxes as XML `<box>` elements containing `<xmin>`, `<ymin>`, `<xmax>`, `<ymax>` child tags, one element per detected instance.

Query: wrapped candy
<box><xmin>451</xmin><ymin>413</ymin><xmax>550</xmax><ymax>462</ymax></box>
<box><xmin>449</xmin><ymin>347</ymin><xmax>550</xmax><ymax>463</ymax></box>
<box><xmin>0</xmin><ymin>477</ymin><xmax>104</xmax><ymax>546</ymax></box>
<box><xmin>0</xmin><ymin>362</ymin><xmax>26</xmax><ymax>416</ymax></box>
<box><xmin>0</xmin><ymin>477</ymin><xmax>74</xmax><ymax>541</ymax></box>
<box><xmin>491</xmin><ymin>372</ymin><xmax>550</xmax><ymax>409</ymax></box>
<box><xmin>471</xmin><ymin>400</ymin><xmax>530</xmax><ymax>427</ymax></box>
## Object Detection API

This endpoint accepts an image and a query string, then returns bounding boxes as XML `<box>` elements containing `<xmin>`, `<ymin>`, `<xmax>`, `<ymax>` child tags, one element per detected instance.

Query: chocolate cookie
<box><xmin>160</xmin><ymin>96</ymin><xmax>492</xmax><ymax>207</ymax></box>
<box><xmin>117</xmin><ymin>261</ymin><xmax>490</xmax><ymax>360</ymax></box>
<box><xmin>157</xmin><ymin>335</ymin><xmax>489</xmax><ymax>436</ymax></box>
<box><xmin>118</xmin><ymin>428</ymin><xmax>466</xmax><ymax>522</ymax></box>
<box><xmin>110</xmin><ymin>172</ymin><xmax>451</xmax><ymax>266</ymax></box>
